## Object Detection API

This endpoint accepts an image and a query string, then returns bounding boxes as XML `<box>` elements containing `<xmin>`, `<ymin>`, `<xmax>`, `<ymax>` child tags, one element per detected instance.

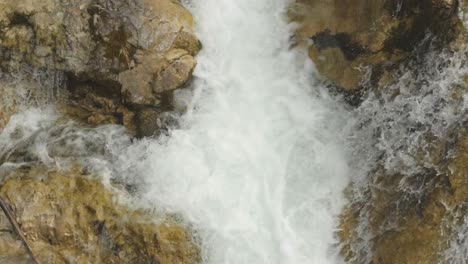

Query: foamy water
<box><xmin>2</xmin><ymin>0</ymin><xmax>466</xmax><ymax>263</ymax></box>
<box><xmin>0</xmin><ymin>0</ymin><xmax>352</xmax><ymax>263</ymax></box>
<box><xmin>113</xmin><ymin>0</ymin><xmax>350</xmax><ymax>263</ymax></box>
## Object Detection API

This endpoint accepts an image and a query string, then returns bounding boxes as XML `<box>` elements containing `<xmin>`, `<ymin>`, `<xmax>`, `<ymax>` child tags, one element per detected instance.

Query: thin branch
<box><xmin>0</xmin><ymin>197</ymin><xmax>41</xmax><ymax>264</ymax></box>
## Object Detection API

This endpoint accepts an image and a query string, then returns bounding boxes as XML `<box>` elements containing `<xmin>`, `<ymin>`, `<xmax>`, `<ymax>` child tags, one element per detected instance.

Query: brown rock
<box><xmin>290</xmin><ymin>0</ymin><xmax>464</xmax><ymax>92</ymax></box>
<box><xmin>0</xmin><ymin>83</ymin><xmax>18</xmax><ymax>131</ymax></box>
<box><xmin>119</xmin><ymin>53</ymin><xmax>167</xmax><ymax>106</ymax></box>
<box><xmin>0</xmin><ymin>0</ymin><xmax>201</xmax><ymax>136</ymax></box>
<box><xmin>118</xmin><ymin>48</ymin><xmax>196</xmax><ymax>107</ymax></box>
<box><xmin>153</xmin><ymin>54</ymin><xmax>197</xmax><ymax>94</ymax></box>
<box><xmin>339</xmin><ymin>130</ymin><xmax>468</xmax><ymax>263</ymax></box>
<box><xmin>331</xmin><ymin>8</ymin><xmax>467</xmax><ymax>259</ymax></box>
<box><xmin>0</xmin><ymin>78</ymin><xmax>43</xmax><ymax>131</ymax></box>
<box><xmin>62</xmin><ymin>82</ymin><xmax>137</xmax><ymax>135</ymax></box>
<box><xmin>0</xmin><ymin>165</ymin><xmax>200</xmax><ymax>263</ymax></box>
<box><xmin>135</xmin><ymin>108</ymin><xmax>161</xmax><ymax>137</ymax></box>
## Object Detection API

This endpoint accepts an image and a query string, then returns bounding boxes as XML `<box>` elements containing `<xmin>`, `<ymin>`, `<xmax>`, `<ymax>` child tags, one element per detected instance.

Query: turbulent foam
<box><xmin>343</xmin><ymin>44</ymin><xmax>468</xmax><ymax>263</ymax></box>
<box><xmin>0</xmin><ymin>107</ymin><xmax>130</xmax><ymax>183</ymax></box>
<box><xmin>0</xmin><ymin>1</ymin><xmax>465</xmax><ymax>263</ymax></box>
<box><xmin>111</xmin><ymin>0</ymin><xmax>350</xmax><ymax>263</ymax></box>
<box><xmin>0</xmin><ymin>0</ymin><xmax>352</xmax><ymax>263</ymax></box>
<box><xmin>444</xmin><ymin>212</ymin><xmax>468</xmax><ymax>264</ymax></box>
<box><xmin>347</xmin><ymin>46</ymin><xmax>468</xmax><ymax>184</ymax></box>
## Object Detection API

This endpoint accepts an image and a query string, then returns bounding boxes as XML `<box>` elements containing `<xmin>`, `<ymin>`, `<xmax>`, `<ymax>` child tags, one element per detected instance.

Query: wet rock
<box><xmin>291</xmin><ymin>1</ymin><xmax>468</xmax><ymax>262</ymax></box>
<box><xmin>0</xmin><ymin>165</ymin><xmax>200</xmax><ymax>263</ymax></box>
<box><xmin>135</xmin><ymin>108</ymin><xmax>161</xmax><ymax>137</ymax></box>
<box><xmin>290</xmin><ymin>0</ymin><xmax>464</xmax><ymax>92</ymax></box>
<box><xmin>0</xmin><ymin>76</ymin><xmax>45</xmax><ymax>131</ymax></box>
<box><xmin>336</xmin><ymin>46</ymin><xmax>468</xmax><ymax>262</ymax></box>
<box><xmin>63</xmin><ymin>80</ymin><xmax>138</xmax><ymax>134</ymax></box>
<box><xmin>0</xmin><ymin>84</ymin><xmax>18</xmax><ymax>130</ymax></box>
<box><xmin>0</xmin><ymin>0</ymin><xmax>200</xmax><ymax>80</ymax></box>
<box><xmin>118</xmin><ymin>49</ymin><xmax>196</xmax><ymax>107</ymax></box>
<box><xmin>119</xmin><ymin>53</ymin><xmax>165</xmax><ymax>106</ymax></box>
<box><xmin>339</xmin><ymin>130</ymin><xmax>468</xmax><ymax>263</ymax></box>
<box><xmin>153</xmin><ymin>53</ymin><xmax>197</xmax><ymax>94</ymax></box>
<box><xmin>0</xmin><ymin>0</ymin><xmax>201</xmax><ymax>136</ymax></box>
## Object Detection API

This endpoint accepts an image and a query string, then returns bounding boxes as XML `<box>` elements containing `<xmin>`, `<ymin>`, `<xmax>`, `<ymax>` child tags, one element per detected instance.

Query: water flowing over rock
<box><xmin>0</xmin><ymin>0</ymin><xmax>467</xmax><ymax>262</ymax></box>
<box><xmin>0</xmin><ymin>0</ymin><xmax>201</xmax><ymax>137</ymax></box>
<box><xmin>292</xmin><ymin>0</ymin><xmax>468</xmax><ymax>263</ymax></box>
<box><xmin>0</xmin><ymin>0</ymin><xmax>202</xmax><ymax>262</ymax></box>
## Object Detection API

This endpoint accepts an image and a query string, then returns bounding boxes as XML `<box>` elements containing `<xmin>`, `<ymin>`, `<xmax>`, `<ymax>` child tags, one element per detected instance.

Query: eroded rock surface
<box><xmin>340</xmin><ymin>129</ymin><xmax>468</xmax><ymax>263</ymax></box>
<box><xmin>0</xmin><ymin>165</ymin><xmax>200</xmax><ymax>264</ymax></box>
<box><xmin>0</xmin><ymin>1</ymin><xmax>202</xmax><ymax>261</ymax></box>
<box><xmin>0</xmin><ymin>0</ymin><xmax>201</xmax><ymax>136</ymax></box>
<box><xmin>290</xmin><ymin>0</ymin><xmax>464</xmax><ymax>93</ymax></box>
<box><xmin>291</xmin><ymin>0</ymin><xmax>468</xmax><ymax>263</ymax></box>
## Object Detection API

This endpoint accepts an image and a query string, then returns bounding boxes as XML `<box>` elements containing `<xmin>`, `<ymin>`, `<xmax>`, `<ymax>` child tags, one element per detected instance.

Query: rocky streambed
<box><xmin>0</xmin><ymin>0</ymin><xmax>201</xmax><ymax>263</ymax></box>
<box><xmin>0</xmin><ymin>0</ymin><xmax>467</xmax><ymax>263</ymax></box>
<box><xmin>292</xmin><ymin>0</ymin><xmax>468</xmax><ymax>263</ymax></box>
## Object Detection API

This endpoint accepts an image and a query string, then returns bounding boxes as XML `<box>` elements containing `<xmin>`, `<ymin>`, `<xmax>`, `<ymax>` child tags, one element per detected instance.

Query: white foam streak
<box><xmin>117</xmin><ymin>0</ymin><xmax>350</xmax><ymax>263</ymax></box>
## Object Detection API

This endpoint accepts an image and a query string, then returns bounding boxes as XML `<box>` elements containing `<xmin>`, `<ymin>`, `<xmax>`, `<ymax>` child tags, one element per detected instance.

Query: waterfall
<box><xmin>113</xmin><ymin>0</ymin><xmax>350</xmax><ymax>263</ymax></box>
<box><xmin>0</xmin><ymin>0</ymin><xmax>352</xmax><ymax>262</ymax></box>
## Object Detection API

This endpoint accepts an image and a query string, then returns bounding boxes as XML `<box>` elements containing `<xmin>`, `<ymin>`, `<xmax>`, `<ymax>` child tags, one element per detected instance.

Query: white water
<box><xmin>0</xmin><ymin>0</ymin><xmax>467</xmax><ymax>263</ymax></box>
<box><xmin>114</xmin><ymin>0</ymin><xmax>350</xmax><ymax>263</ymax></box>
<box><xmin>0</xmin><ymin>0</ymin><xmax>350</xmax><ymax>262</ymax></box>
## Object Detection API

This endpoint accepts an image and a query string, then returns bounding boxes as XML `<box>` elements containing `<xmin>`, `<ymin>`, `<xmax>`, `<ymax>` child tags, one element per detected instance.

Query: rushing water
<box><xmin>1</xmin><ymin>0</ymin><xmax>467</xmax><ymax>263</ymax></box>
<box><xmin>341</xmin><ymin>45</ymin><xmax>468</xmax><ymax>263</ymax></box>
<box><xmin>0</xmin><ymin>0</ymin><xmax>351</xmax><ymax>262</ymax></box>
<box><xmin>111</xmin><ymin>0</ymin><xmax>350</xmax><ymax>263</ymax></box>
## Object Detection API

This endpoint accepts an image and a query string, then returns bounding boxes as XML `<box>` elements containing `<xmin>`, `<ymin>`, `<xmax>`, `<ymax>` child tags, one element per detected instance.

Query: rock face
<box><xmin>0</xmin><ymin>165</ymin><xmax>200</xmax><ymax>264</ymax></box>
<box><xmin>340</xmin><ymin>131</ymin><xmax>468</xmax><ymax>263</ymax></box>
<box><xmin>292</xmin><ymin>0</ymin><xmax>467</xmax><ymax>263</ymax></box>
<box><xmin>290</xmin><ymin>0</ymin><xmax>463</xmax><ymax>94</ymax></box>
<box><xmin>339</xmin><ymin>45</ymin><xmax>467</xmax><ymax>261</ymax></box>
<box><xmin>0</xmin><ymin>1</ymin><xmax>202</xmax><ymax>261</ymax></box>
<box><xmin>0</xmin><ymin>0</ymin><xmax>201</xmax><ymax>137</ymax></box>
<box><xmin>0</xmin><ymin>82</ymin><xmax>19</xmax><ymax>130</ymax></box>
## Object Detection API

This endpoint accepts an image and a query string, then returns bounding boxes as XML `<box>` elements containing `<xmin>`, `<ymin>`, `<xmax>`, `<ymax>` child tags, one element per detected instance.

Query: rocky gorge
<box><xmin>0</xmin><ymin>0</ymin><xmax>201</xmax><ymax>262</ymax></box>
<box><xmin>291</xmin><ymin>0</ymin><xmax>468</xmax><ymax>263</ymax></box>
<box><xmin>0</xmin><ymin>0</ymin><xmax>466</xmax><ymax>263</ymax></box>
<box><xmin>0</xmin><ymin>0</ymin><xmax>200</xmax><ymax>136</ymax></box>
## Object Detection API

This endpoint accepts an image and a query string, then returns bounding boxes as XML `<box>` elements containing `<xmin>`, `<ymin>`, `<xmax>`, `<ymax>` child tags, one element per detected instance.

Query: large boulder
<box><xmin>290</xmin><ymin>0</ymin><xmax>464</xmax><ymax>93</ymax></box>
<box><xmin>290</xmin><ymin>1</ymin><xmax>468</xmax><ymax>263</ymax></box>
<box><xmin>0</xmin><ymin>0</ymin><xmax>201</xmax><ymax>136</ymax></box>
<box><xmin>0</xmin><ymin>165</ymin><xmax>200</xmax><ymax>263</ymax></box>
